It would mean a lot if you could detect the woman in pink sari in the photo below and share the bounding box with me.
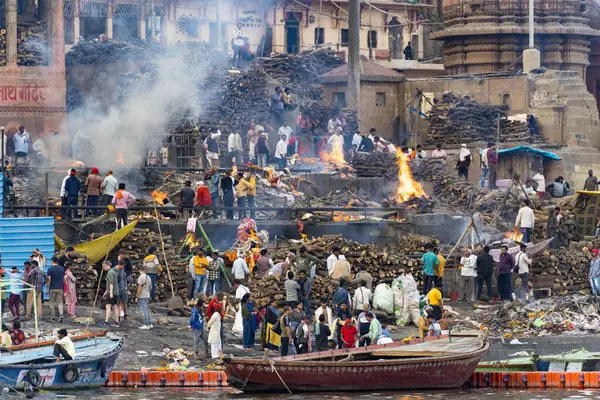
[64,263,77,317]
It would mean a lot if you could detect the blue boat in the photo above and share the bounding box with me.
[0,336,123,389]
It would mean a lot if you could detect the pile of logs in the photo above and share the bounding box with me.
[66,38,162,66]
[421,158,481,211]
[17,20,48,66]
[258,49,344,102]
[425,92,539,145]
[58,250,98,303]
[0,28,6,66]
[301,101,359,136]
[118,228,190,301]
[248,235,441,308]
[349,152,398,177]
[530,248,591,295]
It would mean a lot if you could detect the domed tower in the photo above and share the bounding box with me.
[430,0,600,75]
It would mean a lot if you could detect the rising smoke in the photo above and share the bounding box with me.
[63,44,222,170]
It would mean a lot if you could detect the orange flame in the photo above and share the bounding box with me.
[116,152,125,165]
[395,149,426,202]
[505,228,524,242]
[320,142,347,168]
[151,190,168,205]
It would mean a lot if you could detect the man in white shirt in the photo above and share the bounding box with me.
[352,131,362,151]
[278,122,293,144]
[275,134,288,169]
[204,131,222,168]
[459,249,477,303]
[231,252,249,281]
[54,328,75,361]
[227,132,243,167]
[515,199,535,243]
[327,128,344,153]
[101,170,118,206]
[160,142,169,166]
[327,247,340,276]
[368,128,376,143]
[430,143,447,163]
[479,144,490,188]
[532,172,546,197]
[352,280,372,310]
[514,243,531,302]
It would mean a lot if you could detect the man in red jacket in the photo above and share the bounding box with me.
[196,181,212,207]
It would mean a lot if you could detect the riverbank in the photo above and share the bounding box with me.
[13,300,600,371]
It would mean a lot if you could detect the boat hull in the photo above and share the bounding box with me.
[224,341,489,393]
[0,338,122,390]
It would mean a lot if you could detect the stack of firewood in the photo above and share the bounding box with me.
[425,92,540,145]
[349,152,398,177]
[17,18,49,66]
[118,228,190,301]
[530,247,591,295]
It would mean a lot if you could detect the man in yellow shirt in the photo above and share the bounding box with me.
[235,172,249,220]
[192,249,209,298]
[426,281,443,321]
[433,248,446,295]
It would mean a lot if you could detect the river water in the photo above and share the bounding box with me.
[28,388,600,400]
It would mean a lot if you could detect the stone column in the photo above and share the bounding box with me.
[106,1,114,38]
[73,0,81,44]
[138,4,147,40]
[5,0,17,65]
[49,0,65,67]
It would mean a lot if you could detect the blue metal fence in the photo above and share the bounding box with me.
[0,172,3,215]
[0,217,54,268]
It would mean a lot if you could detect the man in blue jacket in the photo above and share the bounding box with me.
[190,301,208,357]
[64,169,81,219]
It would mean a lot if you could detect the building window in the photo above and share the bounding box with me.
[315,28,325,45]
[333,92,346,107]
[368,30,377,48]
[341,29,349,47]
[376,92,386,107]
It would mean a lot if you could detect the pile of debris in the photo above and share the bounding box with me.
[472,295,600,336]
[349,152,398,178]
[425,92,542,145]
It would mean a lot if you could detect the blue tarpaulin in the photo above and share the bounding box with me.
[498,145,561,160]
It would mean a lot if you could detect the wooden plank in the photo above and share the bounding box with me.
[370,350,448,357]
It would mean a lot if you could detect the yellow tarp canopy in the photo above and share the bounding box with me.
[576,190,600,196]
[55,221,138,264]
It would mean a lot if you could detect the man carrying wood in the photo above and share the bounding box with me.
[515,199,535,243]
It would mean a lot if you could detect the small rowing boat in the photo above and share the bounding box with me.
[223,332,489,393]
[0,334,123,389]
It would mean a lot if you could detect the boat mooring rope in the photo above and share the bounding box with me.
[269,360,293,394]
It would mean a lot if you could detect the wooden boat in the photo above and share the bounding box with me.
[223,333,489,393]
[477,349,600,372]
[1,330,108,353]
[0,335,123,389]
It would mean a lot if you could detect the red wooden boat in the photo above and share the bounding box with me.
[223,333,489,393]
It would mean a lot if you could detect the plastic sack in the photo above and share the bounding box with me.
[391,277,404,323]
[373,283,394,315]
[186,217,197,233]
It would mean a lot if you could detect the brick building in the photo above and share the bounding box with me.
[321,61,404,140]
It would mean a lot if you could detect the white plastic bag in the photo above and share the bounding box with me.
[186,217,197,233]
[373,283,394,315]
[391,277,404,323]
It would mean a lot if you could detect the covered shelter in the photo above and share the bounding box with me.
[497,145,561,183]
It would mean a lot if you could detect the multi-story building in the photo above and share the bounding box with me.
[64,0,440,60]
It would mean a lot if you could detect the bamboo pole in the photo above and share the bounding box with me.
[153,201,175,297]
